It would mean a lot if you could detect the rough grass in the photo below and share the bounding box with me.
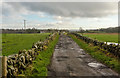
[2,33,50,56]
[81,33,118,43]
[23,34,59,76]
[69,34,120,74]
[0,34,2,55]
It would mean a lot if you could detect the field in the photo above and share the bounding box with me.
[81,33,118,43]
[2,33,50,56]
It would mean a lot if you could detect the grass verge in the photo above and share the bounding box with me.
[23,34,59,77]
[69,34,120,74]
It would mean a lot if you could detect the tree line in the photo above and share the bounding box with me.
[79,26,119,33]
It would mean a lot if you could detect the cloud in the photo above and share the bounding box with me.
[2,2,46,24]
[6,2,118,18]
[53,16,63,20]
[38,20,78,29]
[1,2,118,29]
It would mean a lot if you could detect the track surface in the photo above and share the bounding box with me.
[48,34,119,77]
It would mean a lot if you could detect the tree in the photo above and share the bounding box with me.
[79,27,84,35]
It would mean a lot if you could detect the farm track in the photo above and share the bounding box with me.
[48,34,119,77]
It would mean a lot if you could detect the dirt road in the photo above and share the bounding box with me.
[48,34,119,77]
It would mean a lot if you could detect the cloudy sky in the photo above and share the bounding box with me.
[1,1,118,30]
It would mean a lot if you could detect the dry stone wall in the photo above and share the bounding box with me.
[72,33,120,58]
[6,33,57,77]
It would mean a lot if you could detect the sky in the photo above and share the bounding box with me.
[0,0,119,30]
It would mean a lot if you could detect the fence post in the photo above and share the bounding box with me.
[2,56,7,78]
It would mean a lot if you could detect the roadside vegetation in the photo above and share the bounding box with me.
[80,33,118,43]
[69,34,120,74]
[2,33,50,56]
[23,34,59,76]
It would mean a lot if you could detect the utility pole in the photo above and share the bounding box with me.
[24,20,26,29]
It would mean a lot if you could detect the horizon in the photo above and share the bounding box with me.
[0,26,119,31]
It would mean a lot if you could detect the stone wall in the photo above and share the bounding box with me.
[72,33,120,58]
[6,33,57,77]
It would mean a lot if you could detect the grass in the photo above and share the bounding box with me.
[80,33,118,43]
[0,34,2,55]
[69,34,120,74]
[2,33,50,56]
[23,34,59,76]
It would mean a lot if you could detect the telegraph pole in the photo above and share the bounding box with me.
[24,20,26,29]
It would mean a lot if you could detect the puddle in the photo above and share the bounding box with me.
[65,42,71,45]
[55,49,59,50]
[67,66,73,71]
[104,42,119,45]
[78,49,85,54]
[69,72,77,76]
[78,52,86,55]
[76,55,86,58]
[79,49,84,51]
[56,56,69,61]
[57,56,69,58]
[71,48,74,50]
[63,46,67,49]
[88,62,106,69]
[78,51,81,52]
[57,59,65,61]
[84,58,96,63]
[55,46,59,49]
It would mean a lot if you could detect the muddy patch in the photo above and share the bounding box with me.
[56,56,69,61]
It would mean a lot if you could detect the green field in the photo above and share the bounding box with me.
[2,33,50,56]
[81,33,118,43]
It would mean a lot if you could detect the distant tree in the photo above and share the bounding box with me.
[79,27,84,35]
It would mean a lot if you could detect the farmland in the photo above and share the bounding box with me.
[81,33,118,43]
[2,33,50,56]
